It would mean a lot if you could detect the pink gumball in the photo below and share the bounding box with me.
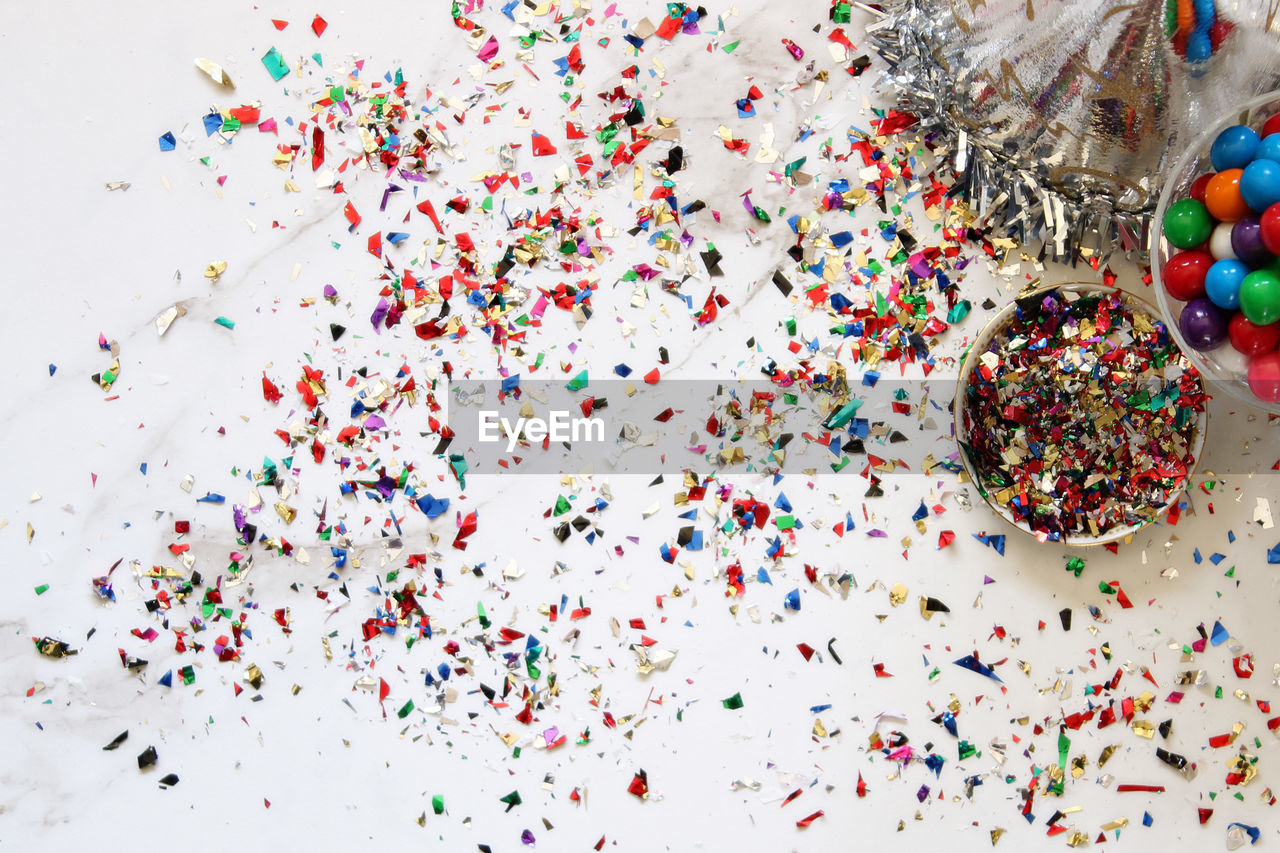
[1248,351,1280,403]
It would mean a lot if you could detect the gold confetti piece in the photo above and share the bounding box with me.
[274,502,297,524]
[889,583,908,606]
[1132,720,1156,739]
[1098,744,1119,767]
[245,663,264,689]
[990,828,1005,845]
[26,523,34,543]
[194,58,234,88]
[204,261,228,281]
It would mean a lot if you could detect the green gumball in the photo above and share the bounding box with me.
[1163,198,1213,249]
[1240,269,1280,325]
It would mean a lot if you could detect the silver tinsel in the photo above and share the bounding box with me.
[862,0,1280,261]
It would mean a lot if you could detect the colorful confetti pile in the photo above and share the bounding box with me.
[959,286,1208,543]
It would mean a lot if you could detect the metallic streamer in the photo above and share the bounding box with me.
[862,0,1280,260]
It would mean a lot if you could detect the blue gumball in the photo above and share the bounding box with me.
[1241,159,1280,212]
[1258,134,1280,164]
[1211,125,1261,171]
[1205,258,1248,310]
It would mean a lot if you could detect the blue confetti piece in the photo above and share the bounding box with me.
[614,363,632,377]
[809,704,831,713]
[500,375,520,393]
[1210,620,1229,646]
[1209,552,1225,565]
[1143,812,1153,827]
[196,493,226,504]
[775,493,791,512]
[953,654,1002,683]
[48,364,56,376]
[912,502,928,522]
[415,494,449,519]
[1268,542,1280,564]
[158,131,176,151]
[783,588,801,611]
[1193,548,1202,564]
[158,669,173,688]
[139,463,147,475]
[202,111,224,136]
[386,232,410,245]
[757,567,772,585]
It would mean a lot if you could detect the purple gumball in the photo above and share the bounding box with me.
[1231,215,1274,266]
[1178,297,1231,350]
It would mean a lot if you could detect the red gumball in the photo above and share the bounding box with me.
[1229,313,1280,356]
[1263,114,1280,138]
[1188,172,1215,203]
[1261,201,1280,255]
[1248,351,1280,403]
[1161,250,1213,301]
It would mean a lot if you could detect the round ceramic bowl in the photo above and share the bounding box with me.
[1152,89,1280,415]
[954,283,1208,546]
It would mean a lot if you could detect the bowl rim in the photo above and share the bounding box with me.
[1150,89,1280,416]
[953,281,1209,547]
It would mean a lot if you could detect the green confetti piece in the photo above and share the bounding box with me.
[826,399,863,429]
[432,795,444,815]
[499,790,522,810]
[1066,557,1086,577]
[397,699,415,718]
[958,740,976,760]
[553,495,572,516]
[261,47,290,81]
[477,601,491,630]
[946,300,972,323]
[566,370,589,391]
[722,39,740,53]
[722,692,744,710]
[34,584,49,595]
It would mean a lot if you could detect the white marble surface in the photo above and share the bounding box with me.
[3,0,1280,849]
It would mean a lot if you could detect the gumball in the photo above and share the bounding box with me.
[1231,215,1274,266]
[1211,124,1261,171]
[1263,113,1280,138]
[1163,198,1214,249]
[1241,159,1280,212]
[1258,134,1280,164]
[1260,202,1280,254]
[1205,258,1248,309]
[1178,297,1231,350]
[1161,250,1211,300]
[1228,313,1280,356]
[1209,222,1238,259]
[1248,351,1280,403]
[1240,269,1280,325]
[1205,168,1251,221]
[1189,172,1215,202]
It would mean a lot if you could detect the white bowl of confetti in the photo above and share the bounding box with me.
[955,283,1208,546]
[1153,90,1280,413]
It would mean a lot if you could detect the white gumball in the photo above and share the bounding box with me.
[1210,221,1238,259]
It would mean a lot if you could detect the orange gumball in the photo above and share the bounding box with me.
[1204,168,1251,222]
